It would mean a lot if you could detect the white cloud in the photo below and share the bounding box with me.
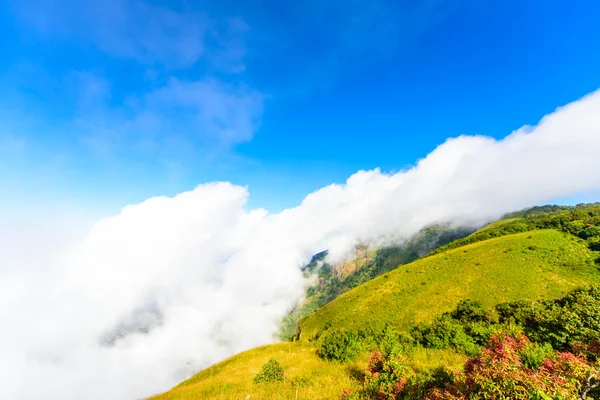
[1,89,600,399]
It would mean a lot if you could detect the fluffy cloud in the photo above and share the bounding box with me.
[1,89,600,399]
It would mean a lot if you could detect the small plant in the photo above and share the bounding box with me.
[341,388,360,400]
[317,330,361,362]
[290,375,310,388]
[253,359,285,384]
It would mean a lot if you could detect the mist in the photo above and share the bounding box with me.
[1,89,600,400]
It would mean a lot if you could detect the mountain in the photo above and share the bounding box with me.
[299,229,599,342]
[279,225,475,341]
[150,204,600,400]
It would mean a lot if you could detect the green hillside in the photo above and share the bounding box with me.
[279,225,474,340]
[148,342,363,400]
[299,229,599,341]
[148,342,466,400]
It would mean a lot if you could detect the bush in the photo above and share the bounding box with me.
[253,359,285,384]
[411,301,496,357]
[451,334,595,399]
[317,330,361,362]
[363,350,414,399]
[361,351,459,400]
[450,299,490,323]
[519,342,555,369]
[496,300,532,325]
[589,239,600,252]
[427,334,599,400]
[413,317,481,356]
[376,327,415,356]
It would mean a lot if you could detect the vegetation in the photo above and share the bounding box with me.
[342,285,600,399]
[498,285,600,352]
[429,203,600,256]
[300,229,600,341]
[254,359,285,384]
[147,342,365,400]
[279,226,474,340]
[356,333,600,400]
[317,330,362,362]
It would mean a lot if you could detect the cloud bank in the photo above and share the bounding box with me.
[1,90,600,399]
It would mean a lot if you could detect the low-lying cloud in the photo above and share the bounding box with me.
[1,89,600,400]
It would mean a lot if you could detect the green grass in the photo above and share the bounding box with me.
[148,342,465,400]
[299,230,600,341]
[476,217,522,232]
[148,342,362,400]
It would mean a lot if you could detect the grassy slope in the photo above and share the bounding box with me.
[476,217,522,232]
[299,229,600,341]
[149,343,465,400]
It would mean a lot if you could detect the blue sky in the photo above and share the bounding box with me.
[1,0,600,213]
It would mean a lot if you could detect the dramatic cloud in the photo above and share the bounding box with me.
[1,90,600,400]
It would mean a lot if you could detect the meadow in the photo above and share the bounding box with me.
[299,229,600,341]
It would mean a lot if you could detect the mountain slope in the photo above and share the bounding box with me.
[279,225,474,340]
[299,229,599,341]
[148,342,362,400]
[148,342,465,400]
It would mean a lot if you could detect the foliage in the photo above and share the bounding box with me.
[376,327,414,357]
[341,389,361,400]
[427,333,599,400]
[412,316,481,356]
[412,286,600,360]
[429,203,600,257]
[497,285,600,351]
[411,300,496,356]
[519,342,555,370]
[253,359,285,384]
[300,229,600,341]
[360,350,460,399]
[279,226,474,340]
[360,334,600,400]
[363,351,414,399]
[317,330,361,362]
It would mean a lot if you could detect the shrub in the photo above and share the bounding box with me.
[589,239,600,252]
[494,286,600,353]
[363,350,414,399]
[253,359,285,384]
[317,329,361,362]
[450,300,490,323]
[579,225,600,240]
[427,333,599,399]
[377,327,414,356]
[412,315,482,356]
[341,389,360,400]
[519,342,555,369]
[359,333,600,400]
[361,351,458,400]
[496,300,532,325]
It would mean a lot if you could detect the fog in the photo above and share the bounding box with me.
[1,89,599,399]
